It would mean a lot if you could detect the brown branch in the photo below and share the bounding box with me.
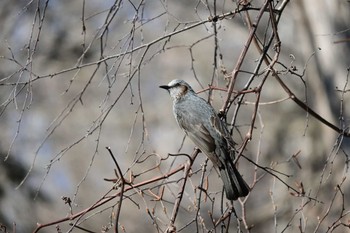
[32,158,188,233]
[220,0,269,114]
[106,147,126,233]
[274,74,350,136]
[248,0,349,137]
[166,149,199,233]
[235,3,282,161]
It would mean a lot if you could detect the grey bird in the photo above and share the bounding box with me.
[160,79,249,200]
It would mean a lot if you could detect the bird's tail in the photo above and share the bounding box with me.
[219,160,249,200]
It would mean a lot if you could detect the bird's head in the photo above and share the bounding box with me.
[159,79,195,101]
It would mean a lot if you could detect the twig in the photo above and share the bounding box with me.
[220,0,269,114]
[166,149,199,232]
[32,158,188,233]
[106,147,125,233]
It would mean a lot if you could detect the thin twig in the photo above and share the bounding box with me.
[166,149,199,232]
[106,147,126,233]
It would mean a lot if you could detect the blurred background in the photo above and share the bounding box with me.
[0,0,350,232]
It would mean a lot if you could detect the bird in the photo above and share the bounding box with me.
[159,79,249,200]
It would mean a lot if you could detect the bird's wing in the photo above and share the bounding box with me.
[210,115,236,149]
[185,123,216,153]
[184,122,224,167]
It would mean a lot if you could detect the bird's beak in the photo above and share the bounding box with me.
[159,85,170,90]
